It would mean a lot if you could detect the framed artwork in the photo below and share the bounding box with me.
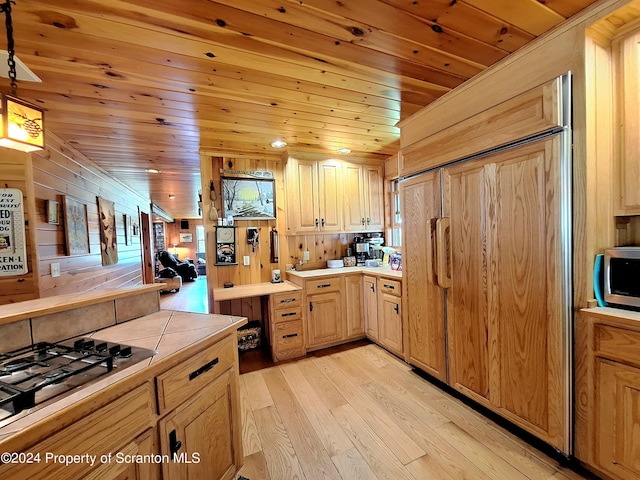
[124,214,131,245]
[221,177,276,220]
[131,216,140,237]
[97,196,118,265]
[215,226,237,265]
[179,233,193,243]
[46,200,59,225]
[62,196,90,255]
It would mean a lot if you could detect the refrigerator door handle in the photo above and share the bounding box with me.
[435,217,452,289]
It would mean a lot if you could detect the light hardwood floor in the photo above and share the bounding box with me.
[238,344,595,480]
[159,275,209,313]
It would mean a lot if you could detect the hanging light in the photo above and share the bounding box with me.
[0,0,44,152]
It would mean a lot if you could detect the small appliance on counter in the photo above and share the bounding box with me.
[604,246,640,308]
[351,233,384,266]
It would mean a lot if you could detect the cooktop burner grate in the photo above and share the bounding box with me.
[0,337,156,426]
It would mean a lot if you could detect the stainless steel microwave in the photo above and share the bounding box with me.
[604,247,640,308]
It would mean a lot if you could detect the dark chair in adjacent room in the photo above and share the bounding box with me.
[195,252,206,276]
[157,250,198,282]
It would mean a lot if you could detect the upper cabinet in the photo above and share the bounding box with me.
[285,155,384,235]
[285,158,342,234]
[614,29,640,216]
[343,164,384,232]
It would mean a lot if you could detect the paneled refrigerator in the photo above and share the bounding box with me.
[401,74,573,454]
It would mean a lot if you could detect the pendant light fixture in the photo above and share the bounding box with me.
[0,0,44,152]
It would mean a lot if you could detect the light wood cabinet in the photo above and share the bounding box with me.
[378,278,403,356]
[614,29,640,215]
[363,275,379,341]
[578,312,640,480]
[285,158,342,233]
[82,429,158,480]
[344,274,364,338]
[157,335,242,480]
[269,290,305,362]
[0,383,156,480]
[159,369,239,480]
[307,290,343,348]
[343,163,384,232]
[401,171,447,382]
[444,135,568,450]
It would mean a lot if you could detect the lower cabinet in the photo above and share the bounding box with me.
[363,275,379,341]
[579,313,640,480]
[269,290,305,362]
[82,429,158,480]
[159,369,238,480]
[595,359,640,479]
[363,275,403,356]
[344,274,365,339]
[307,289,343,348]
[156,334,242,480]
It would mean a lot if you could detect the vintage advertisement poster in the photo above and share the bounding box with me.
[0,188,28,276]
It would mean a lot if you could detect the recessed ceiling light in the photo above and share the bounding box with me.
[146,168,160,173]
[337,148,351,154]
[270,139,287,149]
[168,194,175,199]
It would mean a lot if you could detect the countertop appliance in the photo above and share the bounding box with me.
[604,246,640,308]
[0,338,156,428]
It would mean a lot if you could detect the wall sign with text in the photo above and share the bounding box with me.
[0,188,28,276]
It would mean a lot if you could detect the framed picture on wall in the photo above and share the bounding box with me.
[97,196,118,265]
[62,196,90,255]
[179,233,193,243]
[46,200,59,225]
[124,214,131,245]
[221,177,276,220]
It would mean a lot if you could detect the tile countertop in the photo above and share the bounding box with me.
[286,264,402,279]
[0,309,247,440]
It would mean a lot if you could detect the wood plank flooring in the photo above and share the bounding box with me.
[238,344,596,480]
[158,275,208,313]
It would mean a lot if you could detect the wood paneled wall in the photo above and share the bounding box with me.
[164,220,201,260]
[199,153,365,318]
[31,133,150,299]
[0,150,40,305]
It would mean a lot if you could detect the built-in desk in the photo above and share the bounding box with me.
[212,281,305,362]
[211,281,302,313]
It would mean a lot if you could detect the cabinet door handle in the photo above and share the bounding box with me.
[282,312,297,317]
[315,218,319,227]
[394,303,399,314]
[321,218,326,227]
[435,217,452,289]
[189,357,219,381]
[370,283,375,292]
[280,298,295,303]
[169,430,182,460]
[383,284,394,289]
[362,217,365,226]
[317,284,331,288]
[283,333,298,339]
[309,302,313,312]
[367,217,370,225]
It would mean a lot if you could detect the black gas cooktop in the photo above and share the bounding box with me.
[0,338,156,428]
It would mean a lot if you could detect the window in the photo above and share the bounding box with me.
[387,178,402,248]
[196,224,205,253]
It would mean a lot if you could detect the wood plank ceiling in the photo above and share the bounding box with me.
[8,0,599,218]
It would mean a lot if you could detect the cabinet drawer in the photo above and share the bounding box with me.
[306,277,341,293]
[379,278,402,297]
[273,306,302,324]
[156,334,236,414]
[596,324,640,366]
[0,384,154,480]
[271,291,302,310]
[273,321,304,360]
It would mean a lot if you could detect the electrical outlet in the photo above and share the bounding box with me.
[51,262,60,277]
[303,250,310,261]
[243,255,250,266]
